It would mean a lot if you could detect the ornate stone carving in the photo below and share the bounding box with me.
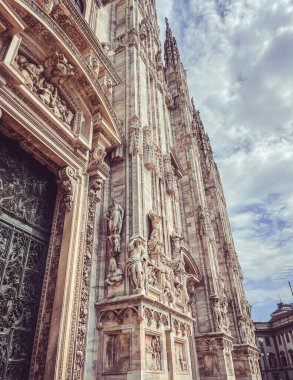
[99,74,113,97]
[88,52,100,76]
[128,28,138,47]
[163,155,177,196]
[73,175,103,379]
[105,199,124,254]
[88,143,107,170]
[127,238,147,292]
[148,211,163,265]
[175,341,188,373]
[198,205,215,240]
[165,90,174,109]
[59,166,76,212]
[155,49,163,71]
[197,338,222,377]
[0,136,56,229]
[142,307,169,328]
[111,145,124,162]
[139,19,148,41]
[14,54,75,126]
[105,257,123,287]
[115,33,127,53]
[145,335,162,372]
[106,199,124,236]
[129,116,142,155]
[104,332,131,373]
[44,51,75,86]
[160,254,175,306]
[143,126,156,170]
[35,0,55,13]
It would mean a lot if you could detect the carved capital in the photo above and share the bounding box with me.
[59,166,76,212]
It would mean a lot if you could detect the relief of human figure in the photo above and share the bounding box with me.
[106,199,124,235]
[105,258,123,287]
[108,234,121,255]
[15,55,44,91]
[127,238,147,291]
[160,254,175,305]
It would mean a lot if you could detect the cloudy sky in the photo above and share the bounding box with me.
[157,0,293,321]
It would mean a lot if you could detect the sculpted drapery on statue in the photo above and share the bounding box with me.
[105,199,124,288]
[14,53,75,126]
[127,238,148,292]
[106,198,124,237]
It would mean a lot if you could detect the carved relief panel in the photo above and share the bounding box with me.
[0,135,56,380]
[174,340,189,373]
[145,334,163,372]
[103,330,131,374]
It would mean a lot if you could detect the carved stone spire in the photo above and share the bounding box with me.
[191,98,213,157]
[164,18,180,67]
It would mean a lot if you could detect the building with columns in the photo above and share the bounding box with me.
[0,0,260,379]
[255,303,293,380]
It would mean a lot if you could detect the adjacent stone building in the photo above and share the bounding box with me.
[0,0,260,379]
[255,303,293,380]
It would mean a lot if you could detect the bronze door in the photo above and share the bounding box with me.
[0,135,56,380]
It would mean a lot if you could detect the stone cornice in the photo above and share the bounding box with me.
[96,294,195,323]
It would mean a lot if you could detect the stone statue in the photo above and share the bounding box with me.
[160,254,175,305]
[212,298,222,329]
[148,211,163,264]
[127,238,147,291]
[146,336,162,371]
[106,199,124,235]
[105,258,123,287]
[239,318,247,343]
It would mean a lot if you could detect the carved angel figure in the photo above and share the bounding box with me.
[127,238,147,291]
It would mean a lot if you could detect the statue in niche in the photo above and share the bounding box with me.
[127,238,147,291]
[238,318,247,343]
[106,199,124,235]
[212,298,222,329]
[105,258,123,287]
[160,254,175,305]
[148,211,163,264]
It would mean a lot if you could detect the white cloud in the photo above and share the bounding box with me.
[157,0,293,320]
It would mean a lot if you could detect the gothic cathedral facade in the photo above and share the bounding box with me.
[0,0,260,379]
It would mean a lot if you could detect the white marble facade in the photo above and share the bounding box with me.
[0,0,260,379]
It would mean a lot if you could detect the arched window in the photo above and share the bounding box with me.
[74,0,85,14]
[268,353,277,368]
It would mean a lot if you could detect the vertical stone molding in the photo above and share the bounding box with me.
[59,166,76,212]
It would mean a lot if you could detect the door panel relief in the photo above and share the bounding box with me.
[0,135,56,380]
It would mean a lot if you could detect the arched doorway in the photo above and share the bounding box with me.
[0,134,56,380]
